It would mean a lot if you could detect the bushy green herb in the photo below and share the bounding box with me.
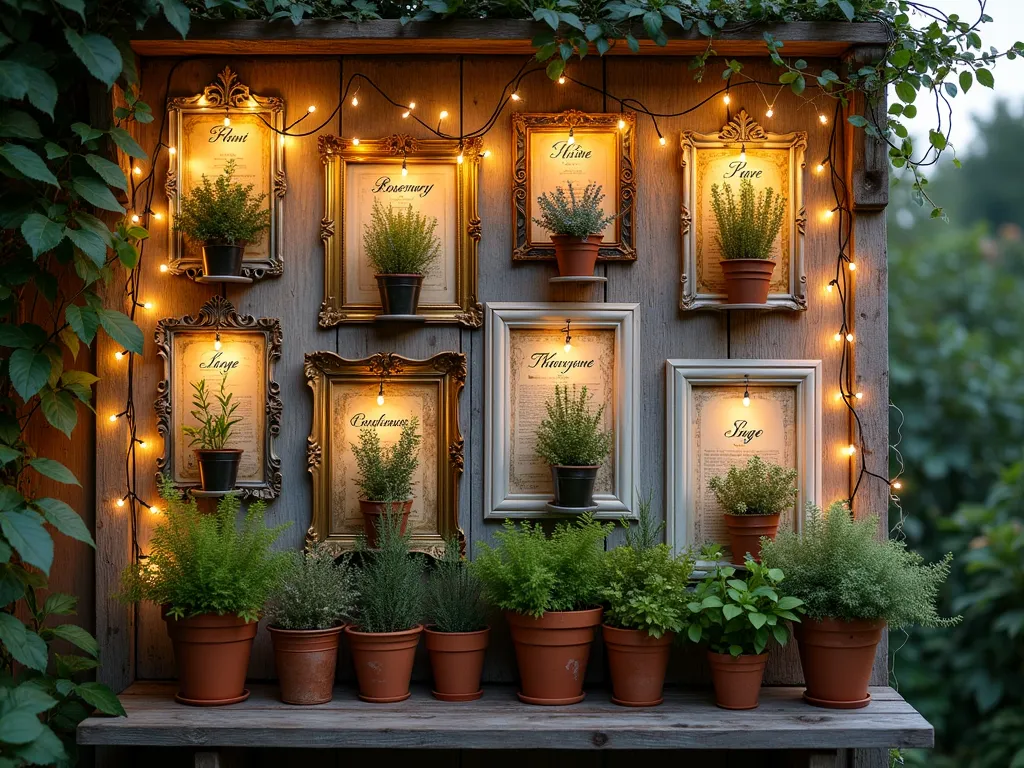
[710,179,786,260]
[535,384,612,466]
[266,541,358,630]
[426,536,488,633]
[707,455,797,516]
[351,419,421,501]
[354,507,425,633]
[533,181,615,238]
[118,478,291,622]
[471,513,612,617]
[363,199,441,275]
[759,502,959,628]
[174,159,270,245]
[181,373,240,450]
[684,557,804,656]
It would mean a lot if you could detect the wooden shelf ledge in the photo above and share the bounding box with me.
[78,683,932,751]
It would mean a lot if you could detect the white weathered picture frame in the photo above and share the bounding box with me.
[485,302,640,519]
[665,359,822,556]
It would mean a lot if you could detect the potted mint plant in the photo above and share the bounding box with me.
[363,199,441,316]
[181,372,242,492]
[533,181,615,277]
[351,418,420,547]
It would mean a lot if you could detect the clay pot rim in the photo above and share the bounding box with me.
[161,609,256,625]
[799,616,887,631]
[706,650,769,663]
[550,233,603,242]
[719,257,777,264]
[724,511,782,518]
[602,623,674,643]
[505,606,603,627]
[345,624,424,639]
[424,626,490,637]
[267,623,346,635]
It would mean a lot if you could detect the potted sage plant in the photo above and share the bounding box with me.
[182,372,242,493]
[533,181,615,277]
[363,199,441,316]
[351,418,421,547]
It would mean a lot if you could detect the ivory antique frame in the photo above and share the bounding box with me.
[155,296,283,500]
[512,111,637,261]
[304,351,465,557]
[484,303,639,519]
[665,359,822,556]
[317,135,483,327]
[166,67,285,280]
[679,110,807,310]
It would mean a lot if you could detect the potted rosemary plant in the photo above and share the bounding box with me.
[363,199,441,316]
[181,372,242,493]
[709,178,787,305]
[174,159,270,278]
[351,419,421,547]
[533,181,615,277]
[265,541,358,705]
[424,536,490,702]
[708,455,798,563]
[535,384,612,511]
[760,502,957,709]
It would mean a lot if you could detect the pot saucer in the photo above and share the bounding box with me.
[374,314,427,324]
[517,691,586,706]
[175,689,250,707]
[544,503,599,515]
[358,691,411,703]
[432,690,483,702]
[195,275,253,285]
[802,692,872,709]
[611,696,663,707]
[188,489,234,498]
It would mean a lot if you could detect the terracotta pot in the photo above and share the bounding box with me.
[358,499,413,548]
[506,607,602,705]
[551,234,602,277]
[202,241,246,277]
[268,625,344,705]
[795,618,885,708]
[550,465,599,509]
[195,448,243,492]
[724,513,781,564]
[345,624,423,703]
[706,651,768,710]
[163,611,257,706]
[424,627,490,702]
[720,258,776,304]
[375,274,424,316]
[602,625,674,707]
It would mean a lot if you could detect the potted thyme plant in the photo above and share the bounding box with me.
[363,199,441,317]
[471,514,612,706]
[600,493,695,707]
[535,384,613,511]
[708,455,798,563]
[533,181,615,277]
[709,178,787,305]
[351,418,420,547]
[424,536,490,702]
[265,541,358,705]
[181,372,242,493]
[118,479,290,706]
[760,502,958,709]
[174,158,270,278]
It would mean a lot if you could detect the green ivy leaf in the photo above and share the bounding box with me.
[33,497,94,547]
[97,309,142,354]
[70,177,124,213]
[20,214,65,258]
[722,604,743,621]
[0,613,48,672]
[835,0,855,21]
[0,509,52,574]
[9,683,58,716]
[39,390,77,437]
[545,58,565,81]
[8,349,51,400]
[42,592,77,617]
[66,226,109,266]
[71,123,104,143]
[0,144,58,187]
[686,624,701,643]
[0,446,21,466]
[50,624,99,658]
[54,654,98,677]
[27,457,80,486]
[13,725,66,765]
[0,710,43,744]
[159,0,191,38]
[0,110,41,140]
[84,154,127,191]
[895,80,917,104]
[929,129,948,151]
[976,68,994,88]
[0,62,57,117]
[44,142,68,160]
[64,29,122,88]
[108,127,147,161]
[74,682,125,716]
[959,70,973,93]
[0,566,24,607]
[65,305,100,345]
[53,0,86,19]
[533,8,559,30]
[775,596,803,610]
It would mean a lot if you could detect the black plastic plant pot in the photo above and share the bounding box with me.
[201,242,246,278]
[550,465,600,509]
[375,274,424,316]
[196,449,243,492]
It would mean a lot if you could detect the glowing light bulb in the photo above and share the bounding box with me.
[815,163,825,173]
[214,334,222,352]
[108,413,118,423]
[564,342,572,353]
[848,262,857,271]
[115,498,125,508]
[825,283,833,293]
[376,394,385,406]
[567,129,575,146]
[834,392,843,402]
[408,102,416,110]
[833,332,842,342]
[402,110,410,119]
[401,164,408,178]
[351,95,359,107]
[659,136,667,146]
[223,115,231,127]
[819,114,828,125]
[131,214,140,224]
[742,395,751,407]
[307,105,316,114]
[617,119,626,130]
[854,392,864,399]
[149,506,159,515]
[510,92,521,102]
[142,301,153,310]
[724,93,731,105]
[824,209,834,219]
[739,145,746,162]
[766,107,774,118]
[352,138,360,146]
[457,153,464,164]
[482,150,491,158]
[153,212,163,221]
[138,440,148,449]
[439,110,449,119]
[160,264,169,273]
[558,76,566,85]
[133,166,141,176]
[892,480,902,490]
[846,444,857,456]
[846,333,854,343]
[114,351,124,361]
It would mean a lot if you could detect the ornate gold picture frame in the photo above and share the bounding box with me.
[166,67,285,280]
[155,296,282,500]
[318,135,482,327]
[679,110,807,310]
[305,351,465,557]
[512,111,636,261]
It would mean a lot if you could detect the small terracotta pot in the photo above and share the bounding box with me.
[706,651,768,710]
[424,627,490,702]
[551,234,602,277]
[720,258,776,304]
[724,513,781,564]
[358,499,413,548]
[602,625,674,707]
[506,607,602,705]
[345,624,423,703]
[163,611,257,706]
[795,618,885,709]
[268,625,344,705]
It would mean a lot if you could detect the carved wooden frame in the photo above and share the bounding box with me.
[166,67,285,280]
[512,111,636,261]
[317,135,482,327]
[155,296,283,499]
[679,110,807,310]
[304,351,465,557]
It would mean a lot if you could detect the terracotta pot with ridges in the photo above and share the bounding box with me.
[506,607,602,705]
[603,625,674,707]
[346,624,423,703]
[424,627,490,702]
[164,611,257,706]
[358,499,413,549]
[795,618,885,708]
[706,651,768,710]
[724,513,781,564]
[551,234,602,277]
[720,259,776,304]
[268,625,344,705]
